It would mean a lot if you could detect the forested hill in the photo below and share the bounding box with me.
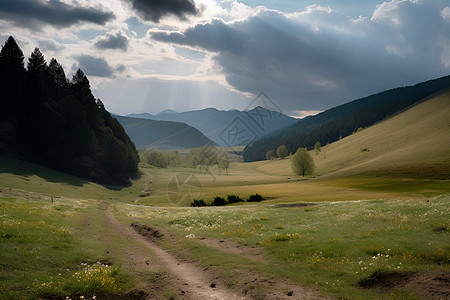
[243,75,450,162]
[0,36,139,184]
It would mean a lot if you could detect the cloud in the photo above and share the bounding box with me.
[94,32,129,51]
[0,0,115,29]
[38,39,65,52]
[124,0,200,23]
[73,55,114,78]
[152,1,450,110]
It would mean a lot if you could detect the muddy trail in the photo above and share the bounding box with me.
[100,202,326,300]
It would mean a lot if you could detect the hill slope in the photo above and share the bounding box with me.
[314,89,450,179]
[115,115,214,150]
[128,106,297,147]
[253,90,450,179]
[243,76,450,161]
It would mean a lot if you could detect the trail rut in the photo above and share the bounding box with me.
[103,205,249,299]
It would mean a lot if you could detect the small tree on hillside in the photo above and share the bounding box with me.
[314,141,321,155]
[276,145,288,159]
[266,149,275,160]
[291,147,315,177]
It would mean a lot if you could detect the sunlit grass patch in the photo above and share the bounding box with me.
[36,262,123,297]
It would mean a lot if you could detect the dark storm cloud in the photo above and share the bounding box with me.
[74,55,114,78]
[152,1,450,111]
[0,0,114,29]
[94,32,129,51]
[125,0,200,23]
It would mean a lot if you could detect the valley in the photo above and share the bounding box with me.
[1,87,449,299]
[0,35,449,300]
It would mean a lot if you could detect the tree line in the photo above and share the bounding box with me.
[0,36,139,184]
[140,144,230,174]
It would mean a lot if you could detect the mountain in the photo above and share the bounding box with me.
[0,36,138,184]
[126,106,297,147]
[127,112,154,119]
[156,109,178,116]
[243,75,450,162]
[115,115,214,150]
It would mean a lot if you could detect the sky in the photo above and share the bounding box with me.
[1,0,449,118]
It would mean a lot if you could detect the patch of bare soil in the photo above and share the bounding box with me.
[359,270,450,299]
[131,222,163,241]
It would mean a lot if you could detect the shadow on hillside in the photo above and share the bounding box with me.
[0,156,133,190]
[0,156,86,187]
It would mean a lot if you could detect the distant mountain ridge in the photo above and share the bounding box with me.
[115,115,214,150]
[243,75,450,162]
[127,106,297,147]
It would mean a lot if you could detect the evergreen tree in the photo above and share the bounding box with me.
[48,58,67,100]
[0,36,25,75]
[0,36,26,120]
[27,48,47,73]
[72,68,90,88]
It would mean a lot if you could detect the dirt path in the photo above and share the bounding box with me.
[102,203,250,299]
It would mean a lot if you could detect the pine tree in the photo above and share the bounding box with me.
[27,48,47,73]
[0,36,26,120]
[72,69,90,88]
[48,58,67,100]
[0,36,25,75]
[48,58,66,86]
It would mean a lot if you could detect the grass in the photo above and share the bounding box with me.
[0,93,449,298]
[0,189,128,299]
[114,194,449,299]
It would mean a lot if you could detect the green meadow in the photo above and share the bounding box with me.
[1,156,449,299]
[1,92,449,299]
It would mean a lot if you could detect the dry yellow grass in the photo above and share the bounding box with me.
[314,90,450,179]
[248,91,450,180]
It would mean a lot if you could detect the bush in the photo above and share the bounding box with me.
[191,199,207,207]
[211,196,227,206]
[247,193,263,202]
[227,195,243,204]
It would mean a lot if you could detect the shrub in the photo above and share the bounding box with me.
[211,196,227,206]
[227,195,243,204]
[247,193,263,202]
[191,199,207,207]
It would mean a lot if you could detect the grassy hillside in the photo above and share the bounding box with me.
[253,90,450,181]
[314,90,450,179]
[243,75,450,161]
[115,115,214,150]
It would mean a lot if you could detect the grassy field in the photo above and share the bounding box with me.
[115,195,449,299]
[1,156,449,299]
[0,93,449,299]
[0,189,129,299]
